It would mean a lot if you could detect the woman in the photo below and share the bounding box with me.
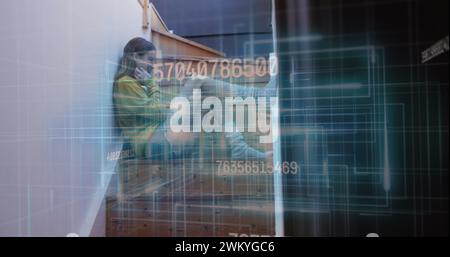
[113,37,275,160]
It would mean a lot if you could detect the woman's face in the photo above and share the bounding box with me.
[134,50,156,74]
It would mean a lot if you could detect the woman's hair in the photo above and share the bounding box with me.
[114,37,156,80]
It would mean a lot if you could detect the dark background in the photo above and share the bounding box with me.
[275,0,448,236]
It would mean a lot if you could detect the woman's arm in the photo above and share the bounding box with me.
[114,77,163,120]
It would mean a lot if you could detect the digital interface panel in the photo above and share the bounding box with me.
[0,0,447,240]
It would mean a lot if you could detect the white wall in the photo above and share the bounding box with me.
[0,0,147,236]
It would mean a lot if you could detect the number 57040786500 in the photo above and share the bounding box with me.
[152,56,278,82]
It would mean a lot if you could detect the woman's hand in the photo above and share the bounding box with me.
[134,67,152,84]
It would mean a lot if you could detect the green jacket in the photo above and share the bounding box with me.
[113,75,167,158]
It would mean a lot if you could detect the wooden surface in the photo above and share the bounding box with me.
[106,159,275,237]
